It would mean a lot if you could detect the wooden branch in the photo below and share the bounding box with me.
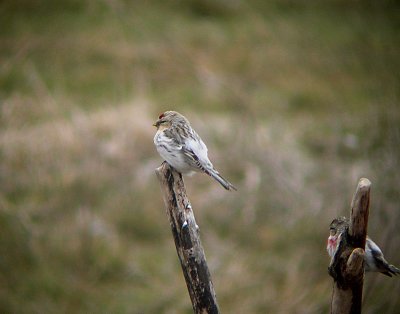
[155,162,220,314]
[329,178,371,314]
[349,178,370,249]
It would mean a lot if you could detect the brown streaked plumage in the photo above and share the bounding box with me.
[153,111,236,191]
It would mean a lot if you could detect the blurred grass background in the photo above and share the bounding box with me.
[1,0,399,313]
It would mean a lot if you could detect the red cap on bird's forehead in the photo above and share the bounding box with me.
[158,113,165,119]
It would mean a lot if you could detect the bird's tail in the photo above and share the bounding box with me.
[207,169,237,191]
[388,264,400,276]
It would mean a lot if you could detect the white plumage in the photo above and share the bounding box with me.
[153,111,236,191]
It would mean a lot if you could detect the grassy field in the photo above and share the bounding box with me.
[1,1,399,313]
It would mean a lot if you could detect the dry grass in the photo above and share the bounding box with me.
[1,1,399,313]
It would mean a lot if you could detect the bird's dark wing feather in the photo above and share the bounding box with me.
[369,245,393,276]
[182,147,210,175]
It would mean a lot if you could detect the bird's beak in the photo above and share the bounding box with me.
[153,120,159,127]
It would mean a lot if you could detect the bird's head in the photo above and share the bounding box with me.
[153,111,189,130]
[327,217,348,258]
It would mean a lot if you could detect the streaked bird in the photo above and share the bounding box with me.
[327,217,400,277]
[153,111,236,191]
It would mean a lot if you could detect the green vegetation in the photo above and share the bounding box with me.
[1,1,399,313]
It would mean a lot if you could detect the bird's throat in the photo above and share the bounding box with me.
[157,124,169,131]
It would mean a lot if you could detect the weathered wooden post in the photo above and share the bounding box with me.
[155,162,220,314]
[329,178,371,314]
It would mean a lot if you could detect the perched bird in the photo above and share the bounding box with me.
[327,217,400,277]
[153,111,236,191]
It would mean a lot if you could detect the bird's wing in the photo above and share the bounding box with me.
[186,132,208,158]
[367,238,392,275]
[182,136,213,173]
[367,239,384,259]
[182,146,210,174]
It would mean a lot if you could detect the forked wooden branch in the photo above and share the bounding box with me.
[155,162,220,314]
[329,178,371,314]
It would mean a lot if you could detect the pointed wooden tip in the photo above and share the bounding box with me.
[357,178,371,190]
[155,162,171,178]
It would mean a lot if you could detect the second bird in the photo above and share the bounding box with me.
[153,111,236,191]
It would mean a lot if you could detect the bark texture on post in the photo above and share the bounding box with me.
[329,178,371,314]
[155,162,220,314]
